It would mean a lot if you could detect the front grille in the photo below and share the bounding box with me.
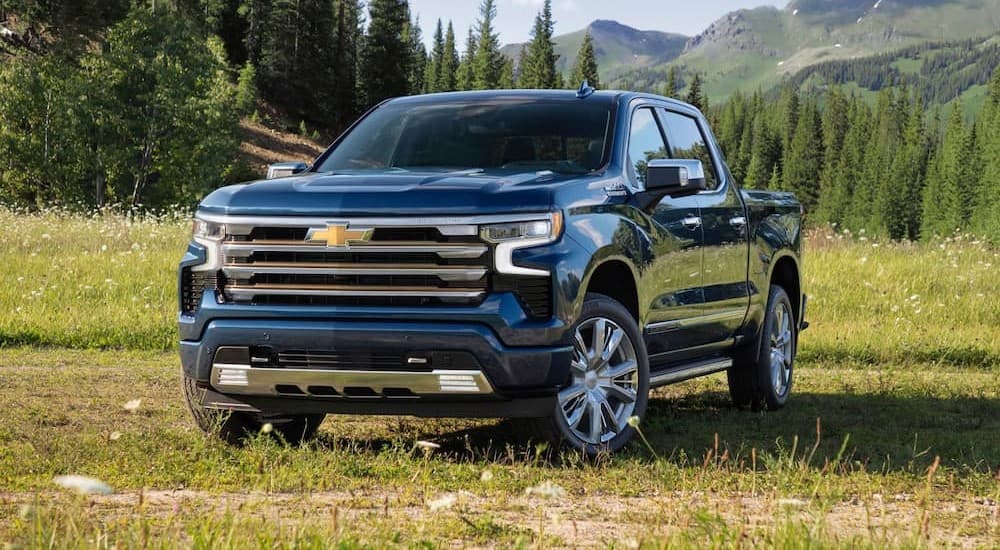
[276,351,411,371]
[219,220,490,307]
[181,268,218,314]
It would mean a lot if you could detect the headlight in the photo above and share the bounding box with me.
[191,216,225,272]
[192,219,225,241]
[481,212,563,276]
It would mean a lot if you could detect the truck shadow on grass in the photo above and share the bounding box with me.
[314,391,999,474]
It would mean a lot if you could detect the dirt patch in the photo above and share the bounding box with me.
[4,489,996,548]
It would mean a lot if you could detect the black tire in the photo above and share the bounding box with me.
[182,375,325,445]
[528,293,650,456]
[728,284,797,411]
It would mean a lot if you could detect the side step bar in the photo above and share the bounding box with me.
[649,357,733,388]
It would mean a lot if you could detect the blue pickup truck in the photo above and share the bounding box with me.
[179,87,806,454]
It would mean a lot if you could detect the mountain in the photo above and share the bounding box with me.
[607,0,1000,104]
[501,20,687,84]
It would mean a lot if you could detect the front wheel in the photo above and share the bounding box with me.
[182,375,325,445]
[530,293,650,455]
[728,284,797,410]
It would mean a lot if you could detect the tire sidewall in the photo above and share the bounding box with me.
[553,294,650,455]
[758,286,795,408]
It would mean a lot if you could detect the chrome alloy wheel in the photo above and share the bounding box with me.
[558,317,640,445]
[769,301,794,397]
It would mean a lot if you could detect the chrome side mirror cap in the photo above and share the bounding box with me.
[266,162,309,179]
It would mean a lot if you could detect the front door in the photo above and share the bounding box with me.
[625,106,705,358]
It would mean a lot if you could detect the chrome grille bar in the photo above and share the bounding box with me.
[225,285,485,301]
[222,264,487,282]
[222,242,487,259]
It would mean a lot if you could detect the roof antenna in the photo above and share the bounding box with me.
[576,79,595,99]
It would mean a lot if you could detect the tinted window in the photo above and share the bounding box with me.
[659,110,719,189]
[316,100,613,175]
[626,108,668,186]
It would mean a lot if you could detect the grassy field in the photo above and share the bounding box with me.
[0,210,997,547]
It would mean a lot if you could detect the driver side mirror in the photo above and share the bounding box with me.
[646,159,708,197]
[266,162,309,179]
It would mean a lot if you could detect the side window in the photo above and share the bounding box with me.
[626,108,669,186]
[659,110,719,190]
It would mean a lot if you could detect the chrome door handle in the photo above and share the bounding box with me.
[681,216,702,229]
[729,216,747,227]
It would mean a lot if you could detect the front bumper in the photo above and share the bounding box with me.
[180,318,573,418]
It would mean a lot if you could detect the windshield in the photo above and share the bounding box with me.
[315,99,614,175]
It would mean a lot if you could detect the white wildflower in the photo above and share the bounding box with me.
[415,440,440,450]
[109,431,122,441]
[480,469,494,482]
[260,423,273,434]
[627,415,641,428]
[122,399,141,411]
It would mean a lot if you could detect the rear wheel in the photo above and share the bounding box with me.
[182,375,325,445]
[728,284,797,410]
[530,294,649,455]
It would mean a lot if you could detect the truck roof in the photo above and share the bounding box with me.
[386,89,700,113]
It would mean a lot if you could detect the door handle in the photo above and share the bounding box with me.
[729,216,747,227]
[681,216,702,230]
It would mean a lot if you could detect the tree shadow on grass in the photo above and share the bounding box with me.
[314,390,999,474]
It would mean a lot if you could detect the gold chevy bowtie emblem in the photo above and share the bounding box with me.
[305,223,373,248]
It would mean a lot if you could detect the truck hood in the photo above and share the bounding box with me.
[198,169,584,217]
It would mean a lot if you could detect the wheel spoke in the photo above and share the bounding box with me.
[559,384,586,405]
[600,327,625,364]
[574,330,589,362]
[564,396,586,428]
[604,359,638,380]
[588,398,603,442]
[570,358,588,375]
[599,396,619,434]
[600,382,637,404]
[591,319,607,365]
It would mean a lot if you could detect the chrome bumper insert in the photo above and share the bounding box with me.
[211,363,495,397]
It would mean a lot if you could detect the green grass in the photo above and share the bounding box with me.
[0,211,997,547]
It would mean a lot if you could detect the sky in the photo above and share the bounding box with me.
[408,0,787,48]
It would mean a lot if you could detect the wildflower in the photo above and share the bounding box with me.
[415,440,440,450]
[122,399,141,411]
[627,415,641,428]
[53,475,113,495]
[480,469,494,482]
[427,493,457,511]
[526,480,566,498]
[109,431,122,441]
[260,423,273,434]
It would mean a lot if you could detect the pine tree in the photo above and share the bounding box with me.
[744,116,778,190]
[783,99,822,210]
[818,85,848,203]
[359,0,412,107]
[921,102,975,238]
[569,31,600,89]
[424,19,444,93]
[685,72,705,111]
[331,0,362,128]
[887,93,928,240]
[520,0,558,89]
[817,99,869,228]
[456,28,476,91]
[404,13,426,95]
[472,0,503,90]
[500,56,515,88]
[437,22,459,92]
[663,66,678,98]
[971,67,1000,240]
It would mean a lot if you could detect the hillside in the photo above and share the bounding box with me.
[608,0,1000,101]
[501,19,687,84]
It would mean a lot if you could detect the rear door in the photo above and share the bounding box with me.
[625,105,705,358]
[658,108,750,344]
